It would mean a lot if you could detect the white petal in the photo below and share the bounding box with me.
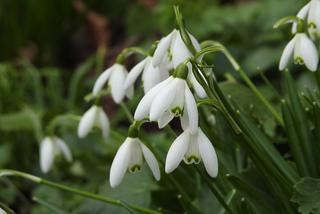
[149,79,180,121]
[184,84,199,134]
[180,108,189,131]
[198,129,218,178]
[125,85,134,99]
[171,32,192,68]
[158,111,174,128]
[152,30,176,66]
[54,137,72,162]
[109,139,132,188]
[97,108,110,139]
[188,31,201,52]
[188,72,207,98]
[78,106,98,138]
[134,77,173,120]
[142,59,161,93]
[40,137,55,173]
[124,58,148,90]
[92,66,114,96]
[140,142,161,180]
[123,69,134,99]
[158,61,170,81]
[308,0,320,38]
[292,3,310,34]
[165,130,190,173]
[0,208,6,214]
[296,34,319,71]
[109,65,127,103]
[169,79,185,115]
[128,139,143,169]
[279,36,297,70]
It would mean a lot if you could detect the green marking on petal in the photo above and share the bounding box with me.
[184,156,201,165]
[129,165,141,173]
[171,107,183,117]
[167,49,173,61]
[294,56,304,65]
[308,22,317,29]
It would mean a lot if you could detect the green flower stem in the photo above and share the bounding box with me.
[0,169,162,214]
[120,102,134,123]
[164,125,177,138]
[273,16,304,30]
[197,43,284,127]
[96,46,106,75]
[116,47,149,64]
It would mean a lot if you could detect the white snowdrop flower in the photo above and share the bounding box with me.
[109,137,160,188]
[0,208,6,214]
[40,136,72,173]
[152,29,201,68]
[279,33,318,71]
[292,0,320,39]
[92,64,133,103]
[78,105,110,139]
[152,29,206,98]
[124,56,169,94]
[134,74,198,133]
[165,128,218,178]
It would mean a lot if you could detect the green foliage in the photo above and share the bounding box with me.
[292,178,320,214]
[1,0,320,213]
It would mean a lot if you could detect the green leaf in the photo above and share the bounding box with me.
[0,108,42,141]
[76,169,159,214]
[284,71,318,177]
[292,177,320,214]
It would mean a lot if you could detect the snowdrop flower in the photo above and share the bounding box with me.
[292,0,320,39]
[152,29,201,68]
[134,73,198,133]
[109,137,160,188]
[152,29,206,98]
[0,208,6,214]
[92,64,133,103]
[165,128,218,178]
[40,136,72,173]
[279,33,318,71]
[78,105,110,139]
[124,56,169,94]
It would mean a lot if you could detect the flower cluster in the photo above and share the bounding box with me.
[279,0,320,71]
[74,29,219,188]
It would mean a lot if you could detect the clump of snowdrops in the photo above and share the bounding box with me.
[1,2,320,213]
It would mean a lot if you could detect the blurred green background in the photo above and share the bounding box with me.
[0,0,310,213]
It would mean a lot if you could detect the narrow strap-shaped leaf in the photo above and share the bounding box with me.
[226,174,279,214]
[32,197,68,214]
[281,101,308,176]
[284,71,318,176]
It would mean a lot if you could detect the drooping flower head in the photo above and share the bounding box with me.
[152,29,207,98]
[292,0,320,39]
[93,64,133,103]
[40,136,72,173]
[165,128,218,178]
[134,64,199,133]
[78,105,110,139]
[279,33,319,71]
[109,137,160,188]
